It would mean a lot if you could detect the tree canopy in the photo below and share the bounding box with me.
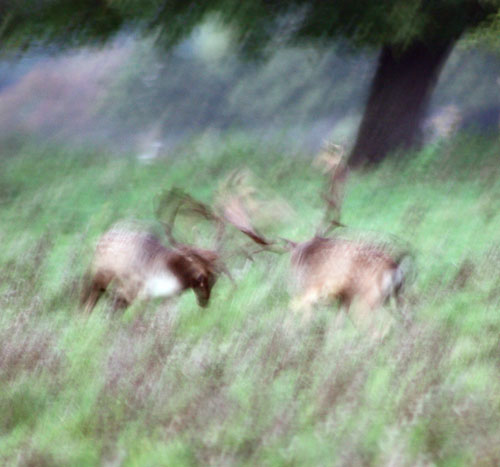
[2,0,499,53]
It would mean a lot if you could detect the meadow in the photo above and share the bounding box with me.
[1,133,500,466]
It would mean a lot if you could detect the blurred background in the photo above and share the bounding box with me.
[1,11,500,158]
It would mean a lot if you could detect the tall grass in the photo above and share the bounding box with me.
[1,133,500,466]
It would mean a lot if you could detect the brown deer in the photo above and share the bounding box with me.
[287,143,410,325]
[81,190,232,313]
[286,236,409,327]
[218,159,412,333]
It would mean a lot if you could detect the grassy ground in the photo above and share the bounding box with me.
[1,133,500,466]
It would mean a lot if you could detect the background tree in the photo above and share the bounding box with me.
[2,0,499,166]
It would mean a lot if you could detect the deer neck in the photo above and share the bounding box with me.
[164,251,199,291]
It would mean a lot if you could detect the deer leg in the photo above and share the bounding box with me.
[82,271,112,314]
[290,289,320,325]
[353,292,394,341]
[392,293,413,328]
[111,277,143,313]
[82,282,103,314]
[332,296,352,330]
[110,293,130,312]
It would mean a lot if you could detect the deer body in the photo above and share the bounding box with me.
[289,236,405,322]
[82,228,219,313]
[213,164,411,335]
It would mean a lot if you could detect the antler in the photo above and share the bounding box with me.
[219,195,272,247]
[214,169,276,258]
[155,188,185,247]
[157,171,286,269]
[314,142,349,236]
[155,188,212,245]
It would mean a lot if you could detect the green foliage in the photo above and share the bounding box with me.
[1,134,500,464]
[2,0,500,54]
[0,0,125,50]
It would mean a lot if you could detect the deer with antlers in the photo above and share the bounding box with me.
[285,235,409,330]
[81,189,233,313]
[216,148,412,333]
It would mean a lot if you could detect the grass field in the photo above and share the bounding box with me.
[1,133,500,466]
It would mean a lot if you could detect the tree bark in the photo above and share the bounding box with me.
[349,41,455,167]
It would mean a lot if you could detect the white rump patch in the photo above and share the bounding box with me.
[143,272,182,298]
[381,266,403,298]
[381,269,395,297]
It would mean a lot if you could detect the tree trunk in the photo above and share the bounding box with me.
[349,41,454,167]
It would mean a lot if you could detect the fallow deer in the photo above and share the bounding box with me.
[218,156,412,332]
[81,190,231,313]
[284,143,410,322]
[286,235,409,327]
